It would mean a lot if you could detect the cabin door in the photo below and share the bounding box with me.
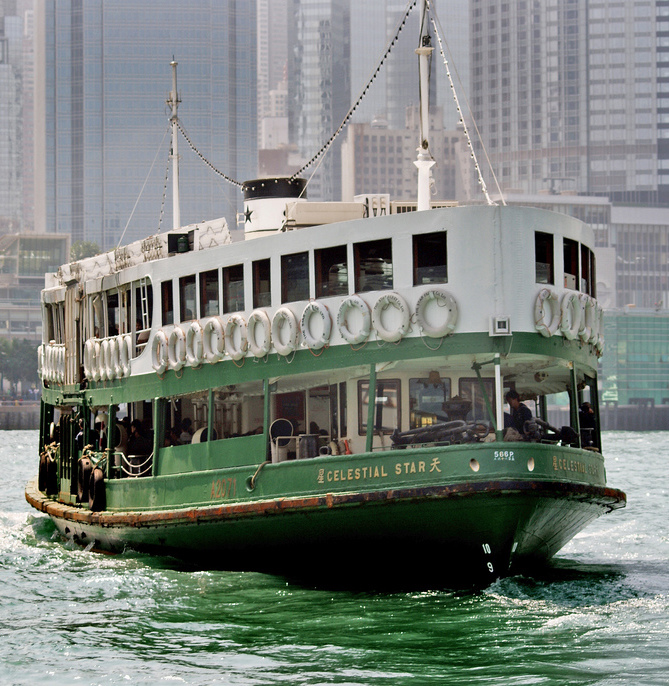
[64,285,81,384]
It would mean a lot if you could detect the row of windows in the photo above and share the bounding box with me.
[160,232,448,325]
[535,231,596,296]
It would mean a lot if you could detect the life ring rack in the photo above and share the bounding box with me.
[337,295,371,345]
[414,288,458,338]
[372,291,411,343]
[300,301,332,350]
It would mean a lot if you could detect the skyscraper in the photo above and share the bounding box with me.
[35,0,257,249]
[470,0,664,204]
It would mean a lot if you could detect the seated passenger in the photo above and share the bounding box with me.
[128,419,152,455]
[505,390,532,439]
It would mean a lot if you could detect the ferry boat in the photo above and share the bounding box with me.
[26,1,625,586]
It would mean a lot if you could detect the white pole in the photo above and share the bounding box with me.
[414,0,435,211]
[168,60,181,230]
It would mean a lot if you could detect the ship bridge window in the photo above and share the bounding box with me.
[354,239,393,292]
[409,376,452,429]
[179,275,196,321]
[200,269,219,317]
[161,280,174,326]
[581,244,596,297]
[223,264,244,313]
[281,252,309,302]
[459,378,495,423]
[535,231,554,284]
[315,245,348,297]
[253,259,271,308]
[563,238,579,290]
[413,232,447,285]
[358,379,401,436]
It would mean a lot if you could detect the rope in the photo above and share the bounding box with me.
[428,4,504,206]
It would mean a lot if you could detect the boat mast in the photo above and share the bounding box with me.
[168,59,181,230]
[415,0,435,212]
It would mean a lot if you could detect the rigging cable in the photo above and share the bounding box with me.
[428,3,504,206]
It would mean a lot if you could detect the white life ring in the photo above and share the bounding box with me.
[534,288,560,337]
[186,320,205,367]
[203,317,225,362]
[247,309,272,357]
[168,326,187,371]
[99,338,110,381]
[559,292,581,340]
[300,301,332,350]
[37,345,44,380]
[119,334,132,377]
[271,307,299,356]
[588,299,600,344]
[83,339,95,379]
[415,288,458,338]
[91,340,102,382]
[224,314,248,361]
[42,345,50,381]
[337,295,371,345]
[53,345,62,384]
[106,336,119,380]
[151,330,169,374]
[578,294,594,343]
[372,292,410,343]
[595,306,605,356]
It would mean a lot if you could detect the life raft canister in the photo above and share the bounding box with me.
[534,288,560,337]
[372,292,411,343]
[247,309,272,357]
[300,301,332,350]
[151,330,169,374]
[224,314,248,361]
[414,288,458,338]
[271,307,299,356]
[337,295,372,345]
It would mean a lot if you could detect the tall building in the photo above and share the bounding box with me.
[288,0,350,201]
[35,0,257,250]
[470,0,664,204]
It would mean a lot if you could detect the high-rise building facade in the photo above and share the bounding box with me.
[36,0,257,249]
[470,0,664,204]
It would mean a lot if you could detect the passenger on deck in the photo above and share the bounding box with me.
[179,418,193,443]
[128,419,153,455]
[579,402,597,447]
[505,390,532,439]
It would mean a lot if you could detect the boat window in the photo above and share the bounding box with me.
[357,379,401,435]
[581,244,596,297]
[535,231,554,284]
[253,259,271,308]
[409,376,452,429]
[161,280,174,326]
[281,252,309,302]
[223,264,244,313]
[354,239,393,292]
[315,245,348,297]
[563,238,579,290]
[200,269,220,317]
[458,378,495,423]
[413,232,447,285]
[119,287,131,334]
[275,390,306,435]
[107,291,120,336]
[179,275,196,321]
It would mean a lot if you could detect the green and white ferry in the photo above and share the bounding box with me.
[26,2,625,586]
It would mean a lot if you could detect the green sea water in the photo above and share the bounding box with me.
[2,431,668,685]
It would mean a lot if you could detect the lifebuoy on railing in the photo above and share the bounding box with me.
[300,301,331,350]
[559,292,581,340]
[83,339,95,379]
[168,327,187,371]
[203,317,225,362]
[119,334,132,377]
[337,295,371,345]
[248,309,272,357]
[186,320,205,366]
[578,293,594,343]
[414,288,458,338]
[271,307,298,356]
[224,314,248,361]
[372,292,410,343]
[37,345,44,380]
[587,298,599,344]
[151,330,168,374]
[107,336,119,380]
[595,305,604,356]
[534,288,560,337]
[99,338,110,381]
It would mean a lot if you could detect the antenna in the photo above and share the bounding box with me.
[167,59,181,230]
